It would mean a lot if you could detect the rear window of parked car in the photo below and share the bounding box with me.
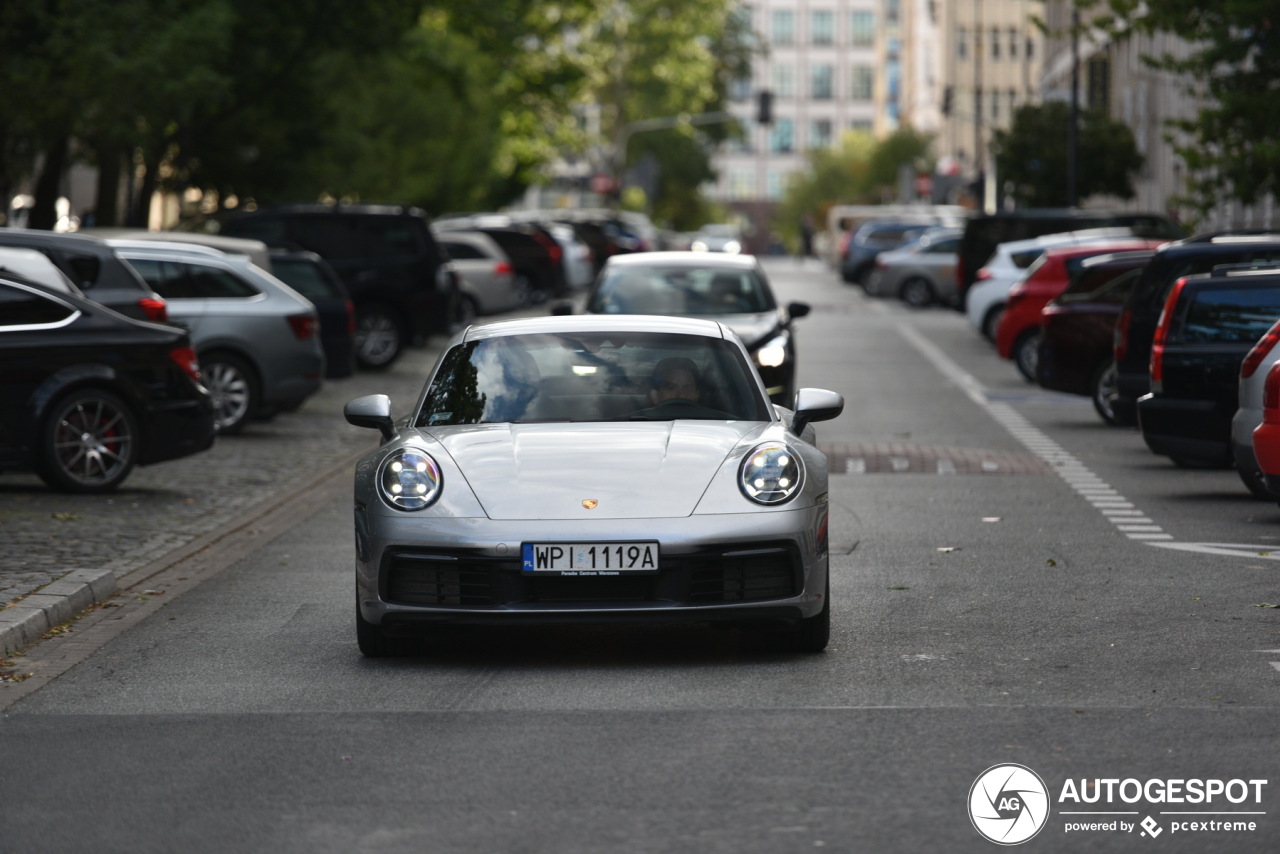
[1179,287,1280,343]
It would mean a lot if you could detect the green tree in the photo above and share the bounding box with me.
[991,101,1144,208]
[775,127,935,248]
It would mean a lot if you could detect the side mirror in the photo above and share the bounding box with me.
[791,388,843,436]
[344,394,395,442]
[787,301,811,319]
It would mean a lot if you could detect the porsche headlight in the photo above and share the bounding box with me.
[755,333,789,368]
[377,450,443,510]
[739,443,804,505]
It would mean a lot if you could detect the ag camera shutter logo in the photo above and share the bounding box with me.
[969,763,1050,845]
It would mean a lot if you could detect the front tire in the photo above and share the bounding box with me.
[356,599,403,657]
[354,305,404,370]
[37,388,139,493]
[981,305,1004,342]
[899,276,935,308]
[1013,330,1041,383]
[1091,360,1121,426]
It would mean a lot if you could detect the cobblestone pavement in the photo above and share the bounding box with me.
[0,339,443,608]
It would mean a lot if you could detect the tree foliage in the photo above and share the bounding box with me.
[774,127,935,247]
[1,0,752,227]
[991,101,1144,208]
[1091,0,1280,215]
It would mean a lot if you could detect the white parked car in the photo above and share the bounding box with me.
[966,228,1140,341]
[433,229,528,321]
[1234,316,1280,497]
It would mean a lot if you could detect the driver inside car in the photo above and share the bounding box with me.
[649,357,702,405]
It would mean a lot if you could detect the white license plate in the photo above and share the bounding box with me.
[522,542,659,575]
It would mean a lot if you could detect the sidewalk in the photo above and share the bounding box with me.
[0,339,441,656]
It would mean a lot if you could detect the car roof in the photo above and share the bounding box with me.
[602,251,758,270]
[461,313,729,343]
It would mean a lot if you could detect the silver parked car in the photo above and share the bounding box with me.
[864,226,963,307]
[344,314,843,656]
[433,229,529,321]
[110,239,325,434]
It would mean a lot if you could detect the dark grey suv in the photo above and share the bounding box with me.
[0,228,168,323]
[216,204,458,369]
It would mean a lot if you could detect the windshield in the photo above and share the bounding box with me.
[416,330,771,425]
[588,265,775,316]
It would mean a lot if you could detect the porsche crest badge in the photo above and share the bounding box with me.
[581,499,599,510]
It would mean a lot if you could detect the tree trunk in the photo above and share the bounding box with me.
[29,137,69,230]
[93,144,123,227]
[128,148,160,228]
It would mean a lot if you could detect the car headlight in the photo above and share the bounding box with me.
[377,450,443,510]
[691,240,708,252]
[739,443,804,505]
[724,239,741,254]
[754,333,789,368]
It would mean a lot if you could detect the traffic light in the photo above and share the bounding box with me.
[756,89,773,125]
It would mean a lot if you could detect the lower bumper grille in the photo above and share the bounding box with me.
[382,544,801,608]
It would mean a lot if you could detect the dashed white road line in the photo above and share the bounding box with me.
[896,322,1270,558]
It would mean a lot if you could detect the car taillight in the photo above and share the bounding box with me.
[976,267,993,281]
[1264,363,1280,421]
[1149,277,1187,389]
[140,297,168,322]
[495,260,513,275]
[344,300,355,336]
[1243,319,1280,378]
[286,313,319,339]
[533,232,563,262]
[168,345,201,383]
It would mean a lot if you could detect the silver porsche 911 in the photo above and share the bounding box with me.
[343,314,843,656]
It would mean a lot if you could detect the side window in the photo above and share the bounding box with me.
[128,258,199,299]
[288,218,364,259]
[184,264,260,298]
[930,238,962,253]
[60,251,101,289]
[0,283,77,327]
[363,219,424,259]
[442,241,484,260]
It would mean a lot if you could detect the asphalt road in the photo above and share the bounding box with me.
[2,258,1278,853]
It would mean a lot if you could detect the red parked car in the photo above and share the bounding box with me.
[1253,361,1280,500]
[995,239,1163,380]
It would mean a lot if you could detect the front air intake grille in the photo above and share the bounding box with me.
[383,550,514,606]
[380,543,801,608]
[682,548,799,602]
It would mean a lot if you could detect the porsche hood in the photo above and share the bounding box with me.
[432,421,761,520]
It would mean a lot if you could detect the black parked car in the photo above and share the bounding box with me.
[1112,232,1280,426]
[840,219,939,286]
[268,249,357,379]
[0,228,168,323]
[216,204,458,369]
[0,276,215,493]
[1137,265,1280,468]
[1035,250,1154,425]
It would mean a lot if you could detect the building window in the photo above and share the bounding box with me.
[957,28,968,60]
[850,10,875,47]
[991,89,999,120]
[810,119,833,149]
[767,171,786,201]
[1008,27,1019,59]
[849,118,873,134]
[991,27,1001,60]
[1025,36,1035,59]
[729,170,756,201]
[772,64,795,99]
[811,10,834,45]
[884,0,900,26]
[772,10,794,45]
[851,66,874,101]
[770,118,794,153]
[811,64,833,100]
[729,76,752,102]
